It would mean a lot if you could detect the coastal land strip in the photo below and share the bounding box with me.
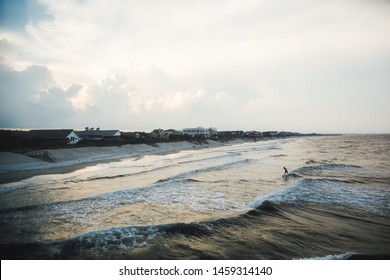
[0,140,241,184]
[0,134,327,185]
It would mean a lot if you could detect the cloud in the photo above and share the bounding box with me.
[0,64,76,128]
[0,0,389,132]
[144,90,205,113]
[69,76,135,110]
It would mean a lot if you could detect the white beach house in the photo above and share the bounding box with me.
[26,129,80,145]
[183,127,214,138]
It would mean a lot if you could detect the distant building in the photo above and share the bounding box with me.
[208,127,218,137]
[276,131,300,137]
[160,129,183,140]
[148,129,163,139]
[121,131,141,139]
[263,131,278,137]
[26,129,80,145]
[75,129,121,140]
[244,131,263,138]
[183,127,210,138]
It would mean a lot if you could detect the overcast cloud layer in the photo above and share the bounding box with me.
[1,0,389,133]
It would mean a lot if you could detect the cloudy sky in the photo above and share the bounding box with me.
[1,0,389,133]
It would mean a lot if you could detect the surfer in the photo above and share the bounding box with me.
[283,167,288,175]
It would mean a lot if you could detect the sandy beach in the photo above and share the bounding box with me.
[0,140,244,184]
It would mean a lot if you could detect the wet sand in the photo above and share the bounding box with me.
[0,158,121,184]
[0,140,245,184]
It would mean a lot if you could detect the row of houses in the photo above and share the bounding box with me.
[18,127,300,146]
[150,129,300,140]
[156,127,218,140]
[23,129,121,145]
[21,127,219,145]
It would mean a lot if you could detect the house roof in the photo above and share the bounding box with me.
[26,129,75,139]
[162,129,181,133]
[75,130,120,137]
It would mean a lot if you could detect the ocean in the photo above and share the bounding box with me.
[0,135,389,259]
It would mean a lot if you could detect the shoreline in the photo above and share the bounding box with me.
[0,139,246,184]
[0,157,126,185]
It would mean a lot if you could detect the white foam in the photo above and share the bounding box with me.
[248,178,390,215]
[297,252,355,260]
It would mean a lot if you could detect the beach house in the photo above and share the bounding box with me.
[160,129,183,140]
[75,129,121,140]
[183,127,210,138]
[26,129,80,145]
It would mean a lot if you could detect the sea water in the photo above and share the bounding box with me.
[0,135,389,259]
